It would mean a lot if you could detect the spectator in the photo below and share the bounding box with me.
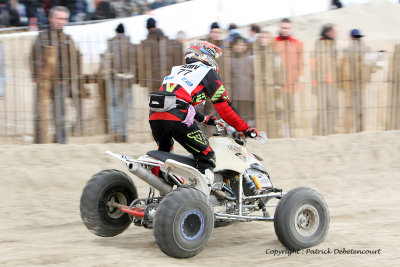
[274,18,304,137]
[320,23,337,41]
[248,23,261,43]
[140,17,167,95]
[176,30,187,46]
[252,30,281,136]
[257,30,273,47]
[201,21,223,136]
[146,17,164,39]
[43,0,51,17]
[342,28,379,132]
[105,23,136,142]
[149,0,166,10]
[70,0,88,22]
[132,0,147,15]
[92,0,115,20]
[206,21,223,48]
[274,18,303,92]
[21,0,40,28]
[311,23,340,135]
[230,35,255,126]
[110,0,134,18]
[9,0,22,27]
[0,0,11,28]
[226,23,242,43]
[247,23,261,54]
[30,6,82,143]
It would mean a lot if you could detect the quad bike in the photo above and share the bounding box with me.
[80,120,329,258]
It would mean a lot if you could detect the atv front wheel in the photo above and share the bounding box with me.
[153,187,214,258]
[274,187,329,250]
[80,169,138,237]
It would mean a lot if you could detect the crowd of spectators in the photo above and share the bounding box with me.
[3,1,392,142]
[0,0,191,28]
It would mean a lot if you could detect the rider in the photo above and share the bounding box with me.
[149,40,258,185]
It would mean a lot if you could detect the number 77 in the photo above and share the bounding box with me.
[177,69,192,75]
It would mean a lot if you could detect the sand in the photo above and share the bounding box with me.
[1,130,400,266]
[1,1,400,266]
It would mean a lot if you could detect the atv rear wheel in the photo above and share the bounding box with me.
[153,187,214,258]
[80,169,138,237]
[274,187,329,250]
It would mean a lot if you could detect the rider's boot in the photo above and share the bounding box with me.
[204,169,214,187]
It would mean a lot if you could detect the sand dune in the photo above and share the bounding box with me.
[1,130,399,266]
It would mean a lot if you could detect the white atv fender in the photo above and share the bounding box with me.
[161,159,209,195]
[209,136,249,174]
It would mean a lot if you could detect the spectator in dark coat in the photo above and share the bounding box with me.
[30,6,82,143]
[146,17,165,40]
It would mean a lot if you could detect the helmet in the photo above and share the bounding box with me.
[185,41,223,73]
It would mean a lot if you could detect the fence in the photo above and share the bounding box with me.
[0,31,399,144]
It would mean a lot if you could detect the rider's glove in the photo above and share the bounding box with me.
[204,114,217,125]
[245,127,258,138]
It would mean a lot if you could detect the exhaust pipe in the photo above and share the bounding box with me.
[127,162,172,195]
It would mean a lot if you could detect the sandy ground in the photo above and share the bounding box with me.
[1,130,400,266]
[1,1,400,266]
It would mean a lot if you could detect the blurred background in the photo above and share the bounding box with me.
[0,0,399,144]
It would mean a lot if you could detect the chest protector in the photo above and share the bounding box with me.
[162,62,211,94]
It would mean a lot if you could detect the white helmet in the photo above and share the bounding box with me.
[185,41,223,73]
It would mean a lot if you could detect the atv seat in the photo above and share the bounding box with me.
[146,150,197,169]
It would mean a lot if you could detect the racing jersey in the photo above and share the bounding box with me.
[149,61,249,132]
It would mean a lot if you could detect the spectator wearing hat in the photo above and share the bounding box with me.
[104,23,137,142]
[342,28,379,133]
[142,17,167,98]
[226,23,242,44]
[206,21,223,48]
[146,17,165,40]
[350,28,363,40]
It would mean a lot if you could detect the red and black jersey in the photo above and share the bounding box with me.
[149,62,249,132]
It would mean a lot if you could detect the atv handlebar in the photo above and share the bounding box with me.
[214,120,267,144]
